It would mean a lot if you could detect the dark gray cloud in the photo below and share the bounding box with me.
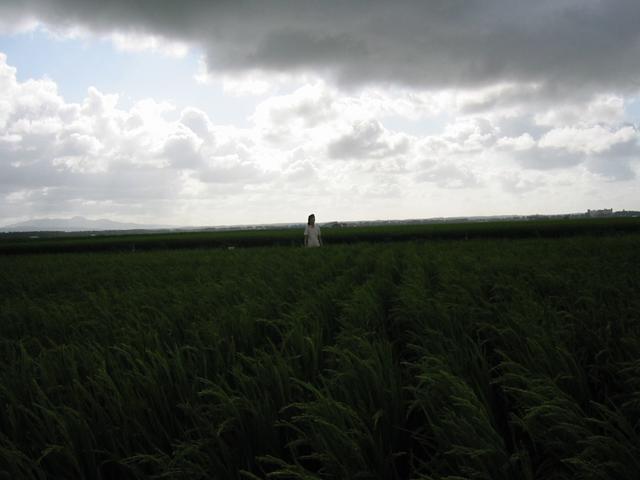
[585,139,640,181]
[4,0,640,92]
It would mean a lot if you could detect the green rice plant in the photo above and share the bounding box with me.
[145,347,305,479]
[405,355,517,480]
[490,351,638,480]
[0,233,639,478]
[256,330,407,479]
[262,381,381,479]
[477,317,590,408]
[390,252,494,409]
[562,400,640,479]
[0,433,45,480]
[338,281,388,336]
[322,335,407,478]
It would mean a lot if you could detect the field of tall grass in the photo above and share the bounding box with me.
[2,217,639,254]
[1,233,639,479]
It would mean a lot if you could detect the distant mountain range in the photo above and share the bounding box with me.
[0,216,174,232]
[2,210,638,234]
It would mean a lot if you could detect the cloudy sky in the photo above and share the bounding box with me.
[1,0,639,227]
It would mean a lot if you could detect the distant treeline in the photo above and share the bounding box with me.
[1,217,639,255]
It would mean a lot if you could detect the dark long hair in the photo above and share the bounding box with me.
[307,214,315,226]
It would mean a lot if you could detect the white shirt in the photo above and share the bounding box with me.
[304,224,321,247]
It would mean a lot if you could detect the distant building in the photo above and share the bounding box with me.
[587,209,613,218]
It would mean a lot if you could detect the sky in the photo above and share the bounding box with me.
[1,0,639,227]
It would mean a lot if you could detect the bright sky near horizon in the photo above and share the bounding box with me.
[1,1,639,227]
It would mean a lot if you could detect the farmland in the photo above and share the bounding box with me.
[2,216,640,254]
[1,224,639,479]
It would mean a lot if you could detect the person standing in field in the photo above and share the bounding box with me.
[304,214,322,247]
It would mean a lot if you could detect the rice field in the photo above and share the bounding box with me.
[1,232,639,479]
[2,216,640,254]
